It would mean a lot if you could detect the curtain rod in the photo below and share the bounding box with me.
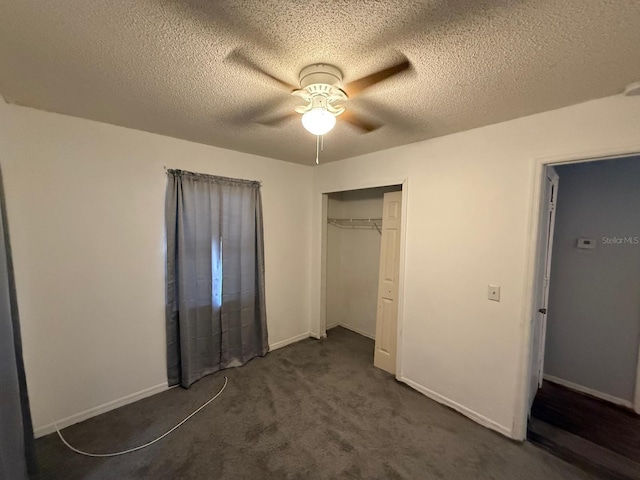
[165,168,261,187]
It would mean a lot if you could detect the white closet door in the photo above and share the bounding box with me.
[374,191,402,374]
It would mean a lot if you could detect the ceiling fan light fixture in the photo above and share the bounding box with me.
[301,108,336,135]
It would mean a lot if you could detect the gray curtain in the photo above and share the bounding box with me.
[0,167,37,479]
[165,170,268,388]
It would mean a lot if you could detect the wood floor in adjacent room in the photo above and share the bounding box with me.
[36,328,598,479]
[529,380,640,479]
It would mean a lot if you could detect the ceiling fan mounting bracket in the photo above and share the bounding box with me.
[298,63,343,88]
[292,63,348,115]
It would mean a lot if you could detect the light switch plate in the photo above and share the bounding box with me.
[488,285,500,302]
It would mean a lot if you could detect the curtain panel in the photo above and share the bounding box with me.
[0,167,37,479]
[165,170,268,388]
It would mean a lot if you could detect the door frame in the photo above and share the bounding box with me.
[317,177,409,378]
[514,145,640,440]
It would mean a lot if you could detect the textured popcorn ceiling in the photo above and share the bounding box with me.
[1,1,639,165]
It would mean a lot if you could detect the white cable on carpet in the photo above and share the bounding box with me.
[46,376,228,458]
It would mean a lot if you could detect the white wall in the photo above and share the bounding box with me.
[326,187,399,338]
[0,101,313,435]
[545,157,640,403]
[310,94,640,438]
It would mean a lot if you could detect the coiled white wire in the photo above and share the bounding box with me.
[45,376,228,457]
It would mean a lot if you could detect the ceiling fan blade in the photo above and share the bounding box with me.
[342,58,411,97]
[227,97,285,125]
[340,111,382,133]
[354,97,417,132]
[257,112,297,126]
[226,48,297,91]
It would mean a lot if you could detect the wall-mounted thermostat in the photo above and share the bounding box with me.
[577,238,596,249]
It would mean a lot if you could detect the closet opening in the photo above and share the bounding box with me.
[322,184,403,375]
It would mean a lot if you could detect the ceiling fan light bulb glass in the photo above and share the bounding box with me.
[302,108,336,135]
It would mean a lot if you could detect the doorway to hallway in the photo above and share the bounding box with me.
[527,155,640,478]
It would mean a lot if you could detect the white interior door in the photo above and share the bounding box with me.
[374,191,402,374]
[528,166,559,410]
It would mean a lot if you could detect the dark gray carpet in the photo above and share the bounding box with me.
[35,327,599,479]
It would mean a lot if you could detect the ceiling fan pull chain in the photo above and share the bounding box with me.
[316,135,320,165]
[320,134,324,152]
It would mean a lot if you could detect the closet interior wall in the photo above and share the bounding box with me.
[326,186,400,339]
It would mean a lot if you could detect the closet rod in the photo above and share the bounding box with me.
[327,217,382,222]
[327,218,382,234]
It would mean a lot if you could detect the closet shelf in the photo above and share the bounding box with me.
[327,218,382,234]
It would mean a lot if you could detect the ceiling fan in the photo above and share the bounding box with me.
[227,49,411,140]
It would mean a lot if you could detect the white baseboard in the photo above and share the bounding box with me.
[269,332,310,351]
[398,376,513,438]
[34,332,310,438]
[543,374,634,409]
[326,322,339,330]
[338,323,376,340]
[34,382,169,438]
